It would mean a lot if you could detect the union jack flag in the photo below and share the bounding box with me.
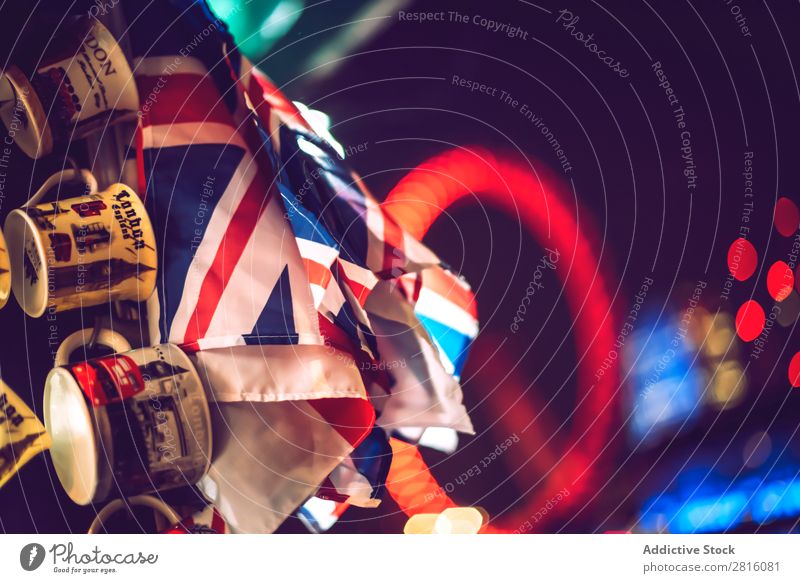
[125,0,476,532]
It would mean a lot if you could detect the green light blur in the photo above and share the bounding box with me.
[207,0,304,59]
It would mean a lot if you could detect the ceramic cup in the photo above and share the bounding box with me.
[45,328,212,505]
[4,168,157,318]
[0,17,139,159]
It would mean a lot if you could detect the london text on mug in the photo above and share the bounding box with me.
[4,169,157,317]
[0,17,139,159]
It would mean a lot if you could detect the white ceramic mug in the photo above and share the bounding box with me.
[45,330,212,505]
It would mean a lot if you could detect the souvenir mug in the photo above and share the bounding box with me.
[0,17,139,159]
[0,226,9,309]
[44,328,213,505]
[4,169,157,318]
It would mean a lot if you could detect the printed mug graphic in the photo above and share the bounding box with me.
[0,17,139,159]
[4,178,158,319]
[19,543,46,571]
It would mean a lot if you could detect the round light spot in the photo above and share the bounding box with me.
[735,300,765,342]
[774,197,800,237]
[727,238,757,281]
[776,290,800,326]
[767,261,794,301]
[742,431,771,468]
[789,352,800,387]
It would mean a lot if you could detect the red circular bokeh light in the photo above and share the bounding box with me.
[767,261,794,302]
[727,238,757,281]
[789,352,800,387]
[735,300,765,342]
[774,197,800,237]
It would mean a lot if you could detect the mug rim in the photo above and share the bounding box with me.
[0,225,10,309]
[4,208,49,318]
[165,343,214,475]
[0,65,53,159]
[44,366,99,506]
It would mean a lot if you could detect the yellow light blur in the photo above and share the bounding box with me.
[404,507,484,534]
[403,513,439,534]
[704,313,736,359]
[709,361,747,409]
[438,507,483,534]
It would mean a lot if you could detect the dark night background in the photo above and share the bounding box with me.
[2,0,800,534]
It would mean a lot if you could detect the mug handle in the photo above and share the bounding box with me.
[25,168,98,207]
[87,495,181,534]
[55,327,132,367]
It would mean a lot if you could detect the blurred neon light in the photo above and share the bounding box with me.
[642,473,800,533]
[752,480,800,523]
[625,315,702,443]
[382,147,619,532]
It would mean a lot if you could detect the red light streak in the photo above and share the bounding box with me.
[382,147,619,532]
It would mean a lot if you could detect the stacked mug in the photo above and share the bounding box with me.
[0,16,215,511]
[0,16,139,159]
[4,169,157,317]
[44,329,213,506]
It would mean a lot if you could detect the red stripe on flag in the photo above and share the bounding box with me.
[334,261,372,307]
[250,70,311,131]
[303,258,333,289]
[333,502,350,518]
[308,397,375,449]
[317,314,359,356]
[182,172,274,344]
[136,74,235,127]
[210,509,226,534]
[396,273,423,304]
[246,75,273,132]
